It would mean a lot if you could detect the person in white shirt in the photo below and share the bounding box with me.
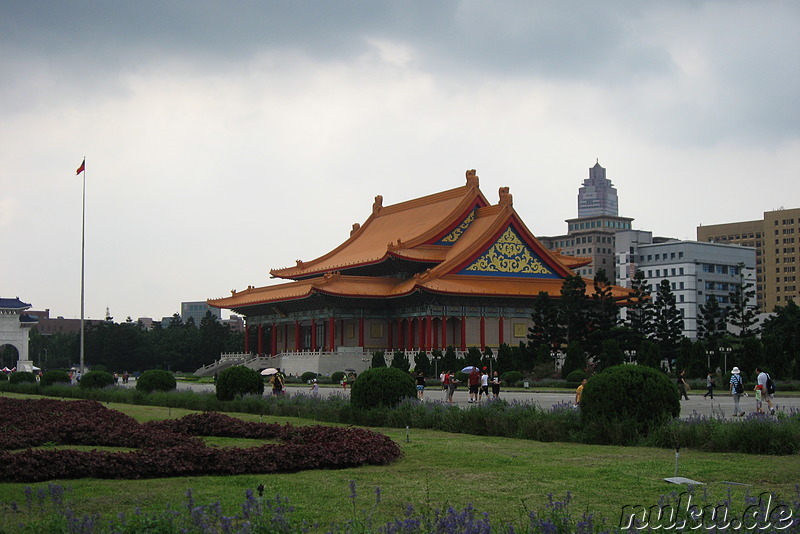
[755,367,776,415]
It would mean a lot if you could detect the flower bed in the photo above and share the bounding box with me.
[0,397,402,482]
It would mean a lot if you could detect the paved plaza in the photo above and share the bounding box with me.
[167,380,799,420]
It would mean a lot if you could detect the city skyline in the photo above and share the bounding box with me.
[1,1,798,321]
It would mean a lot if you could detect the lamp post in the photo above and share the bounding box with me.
[706,349,714,370]
[719,347,731,374]
[624,350,637,364]
[551,350,563,371]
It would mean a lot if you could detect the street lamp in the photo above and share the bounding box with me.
[624,350,636,364]
[719,347,731,374]
[551,350,563,371]
[705,349,714,370]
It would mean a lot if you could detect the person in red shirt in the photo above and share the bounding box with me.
[468,368,480,403]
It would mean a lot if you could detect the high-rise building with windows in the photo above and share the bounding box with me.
[614,232,756,339]
[697,207,799,312]
[539,161,631,282]
[578,161,619,218]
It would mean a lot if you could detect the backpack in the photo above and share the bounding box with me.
[766,375,776,395]
[733,376,744,395]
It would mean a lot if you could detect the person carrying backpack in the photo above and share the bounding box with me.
[755,367,776,415]
[729,367,745,417]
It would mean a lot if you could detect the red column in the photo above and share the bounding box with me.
[329,316,336,352]
[460,316,466,351]
[311,319,317,351]
[257,325,264,355]
[244,326,250,353]
[498,317,505,346]
[441,315,447,349]
[271,324,278,355]
[284,324,289,351]
[480,316,486,351]
[417,318,424,349]
[425,315,432,351]
[388,320,393,350]
[396,318,403,349]
[294,321,301,351]
[407,318,413,350]
[433,318,439,350]
[358,318,365,347]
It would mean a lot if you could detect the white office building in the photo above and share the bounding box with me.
[616,232,756,339]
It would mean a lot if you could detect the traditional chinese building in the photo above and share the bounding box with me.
[206,170,628,376]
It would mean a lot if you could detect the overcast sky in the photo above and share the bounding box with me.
[1,0,798,322]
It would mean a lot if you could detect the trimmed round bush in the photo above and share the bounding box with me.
[9,371,36,385]
[0,373,7,381]
[565,369,588,383]
[78,370,115,389]
[215,366,264,401]
[136,369,177,393]
[350,367,416,409]
[40,369,71,387]
[500,371,524,387]
[300,371,318,383]
[581,365,680,441]
[331,371,346,384]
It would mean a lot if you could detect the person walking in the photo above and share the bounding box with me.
[415,371,426,400]
[755,367,776,415]
[446,371,458,404]
[730,366,745,417]
[490,371,501,399]
[478,369,489,402]
[703,371,715,399]
[467,368,480,403]
[677,370,689,400]
[574,378,587,408]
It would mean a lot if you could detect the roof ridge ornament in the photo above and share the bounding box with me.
[465,169,479,188]
[372,195,383,215]
[499,186,512,207]
[351,223,361,236]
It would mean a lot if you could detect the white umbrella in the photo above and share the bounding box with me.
[461,366,479,374]
[260,368,279,376]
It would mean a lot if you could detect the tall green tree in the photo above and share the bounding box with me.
[390,350,410,372]
[413,351,431,376]
[728,264,759,338]
[371,350,387,368]
[625,270,653,339]
[559,275,590,346]
[652,279,684,365]
[527,291,562,353]
[587,269,619,357]
[697,294,727,342]
[761,300,800,378]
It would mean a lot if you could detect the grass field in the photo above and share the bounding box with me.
[1,393,799,531]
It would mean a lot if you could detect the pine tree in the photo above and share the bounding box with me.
[559,275,590,345]
[527,291,562,353]
[625,270,653,338]
[652,279,684,363]
[697,294,727,342]
[728,264,759,338]
[587,269,620,357]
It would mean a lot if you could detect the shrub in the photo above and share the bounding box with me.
[78,371,115,389]
[565,369,588,383]
[136,369,177,393]
[40,369,71,387]
[350,367,416,409]
[0,373,6,381]
[331,371,346,384]
[300,371,318,383]
[500,371,523,387]
[215,366,264,401]
[581,365,679,444]
[9,371,36,385]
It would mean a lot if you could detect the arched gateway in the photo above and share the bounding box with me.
[203,170,629,377]
[0,298,38,373]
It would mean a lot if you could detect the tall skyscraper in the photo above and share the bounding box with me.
[578,161,619,218]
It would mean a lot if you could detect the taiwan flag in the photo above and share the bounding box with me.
[76,158,85,175]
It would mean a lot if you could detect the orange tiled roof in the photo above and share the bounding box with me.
[270,171,488,279]
[209,170,629,311]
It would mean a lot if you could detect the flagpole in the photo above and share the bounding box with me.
[80,157,86,374]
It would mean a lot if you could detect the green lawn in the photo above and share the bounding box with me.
[1,394,798,530]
